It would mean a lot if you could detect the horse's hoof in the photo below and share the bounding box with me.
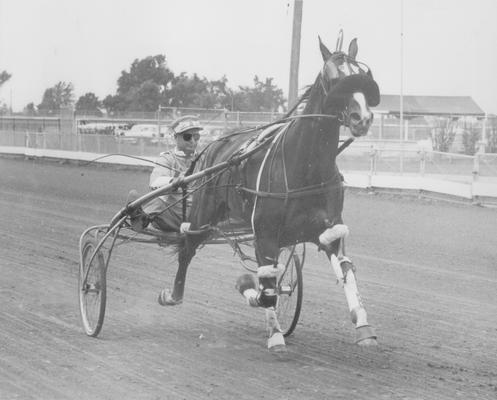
[267,332,287,353]
[357,338,378,346]
[157,289,182,306]
[269,343,287,353]
[355,325,378,345]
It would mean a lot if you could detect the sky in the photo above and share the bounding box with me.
[1,0,497,114]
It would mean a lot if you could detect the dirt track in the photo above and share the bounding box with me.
[1,156,496,400]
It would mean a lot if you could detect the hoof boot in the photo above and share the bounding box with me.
[267,332,286,353]
[355,325,378,346]
[158,289,182,306]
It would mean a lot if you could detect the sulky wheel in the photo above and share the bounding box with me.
[276,243,305,337]
[79,238,107,337]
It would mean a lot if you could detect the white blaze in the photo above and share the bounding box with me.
[352,92,369,120]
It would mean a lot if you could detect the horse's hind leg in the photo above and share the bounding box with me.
[236,238,286,352]
[158,237,197,306]
[320,224,377,346]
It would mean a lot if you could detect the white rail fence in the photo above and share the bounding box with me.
[1,130,497,205]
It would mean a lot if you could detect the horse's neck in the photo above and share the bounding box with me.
[285,104,340,184]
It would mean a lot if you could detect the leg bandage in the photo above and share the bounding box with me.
[236,265,285,308]
[235,274,259,307]
[319,224,349,247]
[257,263,284,278]
[256,264,284,308]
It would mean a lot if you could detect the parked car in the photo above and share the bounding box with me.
[116,124,169,144]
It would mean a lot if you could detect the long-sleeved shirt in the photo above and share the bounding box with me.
[146,148,196,215]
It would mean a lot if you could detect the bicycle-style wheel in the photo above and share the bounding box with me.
[79,238,107,337]
[277,243,305,337]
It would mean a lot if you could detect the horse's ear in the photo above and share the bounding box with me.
[348,38,358,60]
[319,36,332,61]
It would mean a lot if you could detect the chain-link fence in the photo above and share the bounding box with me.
[1,128,496,184]
[3,109,493,154]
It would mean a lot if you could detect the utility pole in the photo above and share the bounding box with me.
[399,0,405,174]
[288,0,303,110]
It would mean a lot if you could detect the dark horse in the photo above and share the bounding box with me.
[158,35,380,351]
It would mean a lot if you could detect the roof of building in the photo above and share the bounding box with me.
[373,95,485,117]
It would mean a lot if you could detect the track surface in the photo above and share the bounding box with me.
[1,156,496,400]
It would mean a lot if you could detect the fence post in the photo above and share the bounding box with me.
[368,146,377,188]
[379,113,384,140]
[419,150,426,176]
[472,153,480,182]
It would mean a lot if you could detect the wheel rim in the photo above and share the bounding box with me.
[79,242,105,336]
[277,245,303,337]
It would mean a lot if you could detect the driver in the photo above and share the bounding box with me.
[128,115,202,232]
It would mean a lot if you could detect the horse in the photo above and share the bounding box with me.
[157,34,380,352]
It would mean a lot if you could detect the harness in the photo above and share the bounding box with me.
[176,84,357,227]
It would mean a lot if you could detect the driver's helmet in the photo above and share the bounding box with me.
[171,115,203,136]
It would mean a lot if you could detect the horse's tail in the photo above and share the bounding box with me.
[166,230,208,257]
[163,234,187,257]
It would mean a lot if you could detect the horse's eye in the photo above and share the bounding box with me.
[350,112,361,122]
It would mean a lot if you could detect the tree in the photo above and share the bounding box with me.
[0,70,12,115]
[23,102,37,116]
[432,117,457,152]
[167,73,233,109]
[127,80,163,112]
[461,121,480,155]
[486,115,497,153]
[102,55,286,113]
[105,55,175,113]
[76,92,102,116]
[0,70,11,87]
[38,81,74,115]
[169,73,206,107]
[234,76,285,112]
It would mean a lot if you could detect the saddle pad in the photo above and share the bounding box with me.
[238,122,287,154]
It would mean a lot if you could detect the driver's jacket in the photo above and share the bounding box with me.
[146,148,196,216]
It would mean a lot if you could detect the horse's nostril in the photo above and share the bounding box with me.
[350,112,361,122]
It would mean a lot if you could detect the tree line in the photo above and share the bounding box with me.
[0,55,286,116]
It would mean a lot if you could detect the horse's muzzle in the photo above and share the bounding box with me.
[348,113,373,137]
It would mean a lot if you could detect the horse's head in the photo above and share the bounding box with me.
[318,32,380,137]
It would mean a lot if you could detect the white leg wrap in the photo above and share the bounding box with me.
[330,254,369,328]
[257,263,284,279]
[242,288,259,307]
[319,224,349,247]
[330,254,345,285]
[351,306,369,327]
[267,332,285,350]
[265,307,286,351]
[265,307,282,335]
[179,222,191,233]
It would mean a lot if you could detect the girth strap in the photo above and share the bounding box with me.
[236,178,343,200]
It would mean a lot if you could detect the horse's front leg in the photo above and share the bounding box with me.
[235,238,286,352]
[320,224,378,346]
[158,237,196,306]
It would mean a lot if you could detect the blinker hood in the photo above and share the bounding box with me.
[325,74,380,108]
